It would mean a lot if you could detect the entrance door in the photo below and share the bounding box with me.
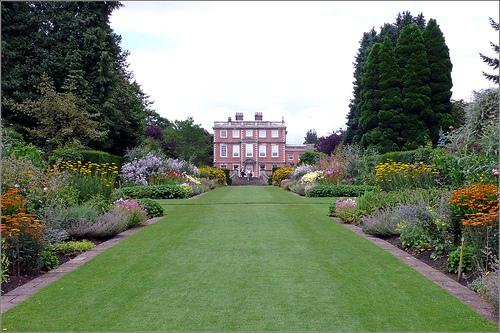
[245,164,254,176]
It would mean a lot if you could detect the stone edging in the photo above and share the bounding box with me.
[1,215,165,314]
[334,218,498,325]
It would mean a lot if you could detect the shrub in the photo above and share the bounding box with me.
[138,198,165,218]
[272,167,293,184]
[79,150,125,170]
[289,165,314,180]
[48,147,83,166]
[307,185,375,198]
[280,179,294,191]
[470,258,499,310]
[112,185,187,200]
[40,250,59,271]
[198,167,226,185]
[68,206,129,239]
[361,206,403,237]
[1,239,10,283]
[114,198,148,228]
[221,168,232,185]
[1,213,46,275]
[177,183,193,198]
[47,240,96,256]
[446,246,476,273]
[298,151,326,165]
[331,198,359,224]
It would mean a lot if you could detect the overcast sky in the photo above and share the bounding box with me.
[110,1,499,144]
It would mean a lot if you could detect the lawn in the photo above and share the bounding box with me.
[1,187,497,332]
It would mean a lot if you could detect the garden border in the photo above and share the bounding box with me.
[333,218,498,325]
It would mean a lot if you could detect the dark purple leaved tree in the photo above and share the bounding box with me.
[314,129,344,155]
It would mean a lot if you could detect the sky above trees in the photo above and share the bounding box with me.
[110,1,499,144]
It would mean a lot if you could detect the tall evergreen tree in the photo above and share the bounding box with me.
[344,11,426,146]
[422,19,454,142]
[344,28,378,145]
[395,24,432,150]
[479,17,499,84]
[358,43,382,149]
[373,36,403,153]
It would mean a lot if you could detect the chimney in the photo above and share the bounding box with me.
[228,117,232,122]
[235,112,243,121]
[255,112,263,121]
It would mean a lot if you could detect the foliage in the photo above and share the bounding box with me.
[361,206,402,237]
[162,117,213,166]
[79,150,125,170]
[470,257,499,310]
[1,1,154,156]
[272,167,294,185]
[67,206,130,239]
[396,204,451,258]
[40,250,59,271]
[112,185,189,200]
[446,246,476,273]
[47,240,96,256]
[330,198,360,224]
[6,73,107,153]
[306,185,374,198]
[314,129,344,155]
[303,129,318,144]
[114,198,148,228]
[1,239,10,283]
[375,160,441,191]
[49,147,84,166]
[198,167,226,185]
[177,184,194,198]
[1,126,47,169]
[318,145,349,184]
[1,213,46,275]
[138,198,165,218]
[422,19,454,144]
[221,168,232,185]
[297,151,326,166]
[479,17,499,84]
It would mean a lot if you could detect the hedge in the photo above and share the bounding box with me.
[306,184,375,197]
[112,185,189,200]
[79,150,126,168]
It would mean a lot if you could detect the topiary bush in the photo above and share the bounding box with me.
[138,198,165,218]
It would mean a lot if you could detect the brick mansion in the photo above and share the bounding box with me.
[213,112,314,178]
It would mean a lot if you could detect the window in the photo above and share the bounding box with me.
[272,130,279,138]
[233,130,239,138]
[233,144,240,157]
[220,164,227,169]
[272,144,279,157]
[246,129,253,137]
[220,144,227,157]
[288,153,294,160]
[246,144,253,157]
[220,130,227,138]
[260,164,265,170]
[259,144,266,157]
[259,129,266,138]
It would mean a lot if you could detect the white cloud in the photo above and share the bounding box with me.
[111,1,499,144]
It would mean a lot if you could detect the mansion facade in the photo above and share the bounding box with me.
[213,112,314,178]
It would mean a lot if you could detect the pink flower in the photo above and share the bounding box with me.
[492,169,499,176]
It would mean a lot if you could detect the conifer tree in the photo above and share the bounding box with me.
[358,43,382,149]
[395,24,432,150]
[423,19,454,142]
[373,36,403,153]
[479,17,499,84]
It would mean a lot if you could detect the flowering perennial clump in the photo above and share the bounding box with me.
[333,197,359,224]
[448,182,499,227]
[272,167,293,185]
[300,171,323,186]
[113,198,148,227]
